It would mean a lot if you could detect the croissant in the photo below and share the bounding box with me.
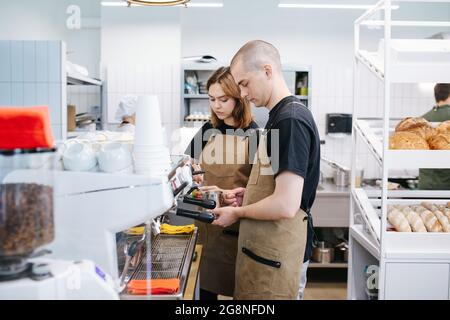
[419,209,443,232]
[388,209,412,232]
[433,210,450,233]
[402,206,427,232]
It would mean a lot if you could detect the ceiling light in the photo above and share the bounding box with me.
[101,1,222,7]
[278,3,399,10]
[127,0,189,6]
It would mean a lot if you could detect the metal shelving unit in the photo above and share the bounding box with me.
[66,69,103,138]
[348,0,450,300]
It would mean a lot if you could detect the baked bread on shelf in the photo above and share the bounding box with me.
[401,206,427,232]
[395,117,436,141]
[389,131,430,150]
[414,206,443,232]
[436,120,450,134]
[387,208,412,232]
[433,210,450,232]
[428,133,450,150]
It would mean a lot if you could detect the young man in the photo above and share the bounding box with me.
[419,83,450,190]
[212,40,320,300]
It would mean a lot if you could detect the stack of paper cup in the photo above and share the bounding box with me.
[133,95,171,176]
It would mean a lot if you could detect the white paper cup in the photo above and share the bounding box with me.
[134,95,164,146]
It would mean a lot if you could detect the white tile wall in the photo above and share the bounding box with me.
[312,64,436,179]
[103,63,181,147]
[0,40,66,140]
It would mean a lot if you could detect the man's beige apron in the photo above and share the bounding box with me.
[234,133,308,300]
[197,133,252,296]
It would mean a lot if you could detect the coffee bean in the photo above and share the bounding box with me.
[0,183,54,257]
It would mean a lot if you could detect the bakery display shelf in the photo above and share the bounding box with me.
[354,191,450,259]
[355,119,450,169]
[364,189,450,200]
[352,188,381,244]
[350,225,380,260]
[356,39,450,84]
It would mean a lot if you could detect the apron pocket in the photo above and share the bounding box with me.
[238,241,280,294]
[242,247,281,269]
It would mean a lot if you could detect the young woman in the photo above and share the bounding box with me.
[186,67,258,300]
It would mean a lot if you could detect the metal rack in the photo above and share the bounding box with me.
[348,0,450,300]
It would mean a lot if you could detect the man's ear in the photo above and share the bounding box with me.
[263,64,273,79]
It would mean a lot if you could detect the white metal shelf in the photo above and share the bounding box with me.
[352,188,381,244]
[183,94,209,99]
[356,40,450,83]
[350,225,380,260]
[355,119,450,169]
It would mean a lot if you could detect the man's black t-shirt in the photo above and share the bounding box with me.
[266,96,321,262]
[186,121,259,160]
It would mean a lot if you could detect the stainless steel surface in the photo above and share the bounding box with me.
[321,156,351,187]
[312,241,335,264]
[204,190,222,208]
[316,179,350,195]
[321,156,350,172]
[334,169,351,187]
[120,228,198,300]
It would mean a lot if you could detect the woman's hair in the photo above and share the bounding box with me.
[206,66,253,129]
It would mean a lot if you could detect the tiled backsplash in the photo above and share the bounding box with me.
[313,64,435,179]
[103,63,181,146]
[0,40,66,139]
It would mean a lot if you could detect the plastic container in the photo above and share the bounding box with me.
[0,148,56,260]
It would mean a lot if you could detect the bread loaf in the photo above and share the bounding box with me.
[395,117,436,141]
[428,133,450,150]
[433,210,450,232]
[421,202,439,212]
[388,209,412,232]
[402,206,427,232]
[419,209,443,232]
[436,120,450,134]
[389,132,430,150]
[395,117,430,132]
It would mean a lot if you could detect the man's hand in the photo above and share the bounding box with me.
[212,206,241,228]
[222,187,246,207]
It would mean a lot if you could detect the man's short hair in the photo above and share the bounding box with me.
[230,40,282,73]
[434,83,450,103]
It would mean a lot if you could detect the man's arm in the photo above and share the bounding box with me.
[212,171,304,227]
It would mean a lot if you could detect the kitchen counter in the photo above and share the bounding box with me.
[311,179,350,228]
[316,179,350,196]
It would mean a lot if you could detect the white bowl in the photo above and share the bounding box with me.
[63,142,97,172]
[98,142,133,173]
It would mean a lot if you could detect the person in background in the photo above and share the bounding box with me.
[419,83,450,190]
[185,67,258,300]
[115,95,137,133]
[212,40,320,300]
